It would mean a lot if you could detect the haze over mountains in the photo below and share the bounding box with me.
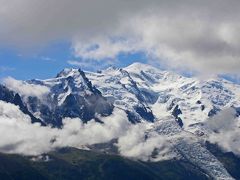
[0,62,239,179]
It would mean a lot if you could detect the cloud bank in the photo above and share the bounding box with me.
[1,99,240,160]
[3,77,50,98]
[1,0,240,75]
[0,100,173,160]
[206,108,240,154]
[117,123,175,161]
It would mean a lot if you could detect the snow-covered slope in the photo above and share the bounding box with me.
[86,67,154,123]
[149,117,233,179]
[124,62,240,134]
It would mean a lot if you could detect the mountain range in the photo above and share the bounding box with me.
[1,62,240,179]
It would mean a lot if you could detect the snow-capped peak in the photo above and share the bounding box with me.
[56,68,80,78]
[124,62,160,73]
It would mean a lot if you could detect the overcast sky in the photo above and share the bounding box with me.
[0,0,240,80]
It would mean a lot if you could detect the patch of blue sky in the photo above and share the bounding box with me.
[0,42,73,80]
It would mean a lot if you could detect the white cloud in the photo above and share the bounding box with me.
[0,100,174,160]
[73,37,137,60]
[70,37,138,69]
[73,15,240,75]
[55,108,131,148]
[127,16,240,75]
[0,101,130,155]
[0,101,56,155]
[71,1,240,75]
[67,59,116,70]
[3,77,50,98]
[117,123,174,161]
[40,56,56,62]
[2,99,240,161]
[206,108,240,154]
[67,60,92,68]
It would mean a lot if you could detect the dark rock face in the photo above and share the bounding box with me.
[208,106,220,117]
[0,85,14,102]
[172,105,183,127]
[196,100,202,104]
[236,109,240,117]
[48,99,112,127]
[126,111,141,124]
[56,93,113,125]
[176,117,184,128]
[135,106,154,122]
[201,105,205,111]
[232,106,240,117]
[126,105,154,124]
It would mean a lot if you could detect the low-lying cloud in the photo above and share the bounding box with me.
[206,108,240,154]
[0,100,173,160]
[3,77,50,98]
[1,100,240,161]
[117,123,175,161]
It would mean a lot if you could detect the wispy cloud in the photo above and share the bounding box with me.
[67,58,117,70]
[0,66,15,72]
[3,77,50,98]
[40,56,56,62]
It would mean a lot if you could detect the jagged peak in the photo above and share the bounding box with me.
[56,68,80,78]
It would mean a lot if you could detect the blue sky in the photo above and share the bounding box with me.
[0,43,148,80]
[0,43,71,80]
